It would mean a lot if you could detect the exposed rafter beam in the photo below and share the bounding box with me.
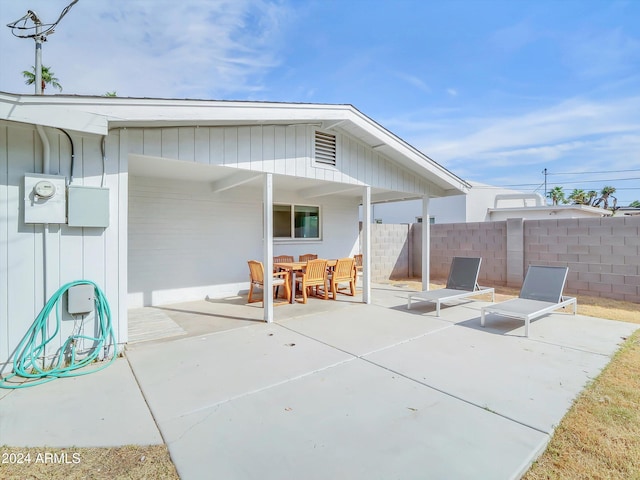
[322,120,346,130]
[211,171,262,193]
[370,191,420,204]
[300,183,362,199]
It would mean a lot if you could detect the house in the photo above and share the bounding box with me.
[366,181,612,223]
[0,92,469,369]
[366,181,531,224]
[618,207,640,216]
[486,194,613,221]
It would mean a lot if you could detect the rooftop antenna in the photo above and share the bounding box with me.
[6,0,79,94]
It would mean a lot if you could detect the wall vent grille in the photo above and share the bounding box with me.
[314,131,337,166]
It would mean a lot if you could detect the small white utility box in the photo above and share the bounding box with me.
[67,186,110,228]
[24,174,67,224]
[67,284,95,314]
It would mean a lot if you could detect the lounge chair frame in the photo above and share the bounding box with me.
[407,257,495,316]
[480,265,577,337]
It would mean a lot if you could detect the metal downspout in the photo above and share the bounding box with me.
[36,125,51,364]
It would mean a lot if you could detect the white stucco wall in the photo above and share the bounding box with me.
[128,175,361,307]
[362,183,545,224]
[365,195,467,224]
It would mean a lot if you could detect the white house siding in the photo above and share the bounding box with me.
[0,121,126,369]
[127,175,360,307]
[126,126,429,196]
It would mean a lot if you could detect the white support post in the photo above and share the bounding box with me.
[422,195,430,292]
[362,187,372,304]
[263,173,274,322]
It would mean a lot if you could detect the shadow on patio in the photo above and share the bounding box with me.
[127,286,369,345]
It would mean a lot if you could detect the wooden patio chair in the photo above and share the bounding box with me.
[328,257,356,299]
[353,254,363,292]
[299,253,318,262]
[247,260,291,306]
[296,259,328,303]
[273,255,294,297]
[274,255,294,264]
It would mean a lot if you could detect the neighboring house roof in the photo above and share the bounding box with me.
[368,181,616,224]
[486,204,613,220]
[0,92,470,199]
[618,207,640,216]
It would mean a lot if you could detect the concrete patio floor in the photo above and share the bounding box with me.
[1,284,637,480]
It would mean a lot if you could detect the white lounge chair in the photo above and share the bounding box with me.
[480,265,577,337]
[407,257,495,316]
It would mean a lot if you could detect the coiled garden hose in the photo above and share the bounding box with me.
[0,280,117,389]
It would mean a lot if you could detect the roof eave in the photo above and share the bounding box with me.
[0,92,469,195]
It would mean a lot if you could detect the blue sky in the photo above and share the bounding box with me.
[1,0,639,205]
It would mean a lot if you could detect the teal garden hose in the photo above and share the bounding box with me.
[0,280,117,389]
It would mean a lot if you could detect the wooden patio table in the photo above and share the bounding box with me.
[274,260,337,304]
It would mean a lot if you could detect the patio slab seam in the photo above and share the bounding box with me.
[276,305,629,439]
[524,335,634,357]
[175,356,357,421]
[125,322,257,350]
[278,320,455,358]
[124,354,170,447]
[359,353,551,435]
[277,320,557,436]
[158,359,363,448]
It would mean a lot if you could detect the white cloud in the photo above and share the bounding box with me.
[562,27,640,79]
[417,96,640,167]
[394,72,431,93]
[0,0,291,98]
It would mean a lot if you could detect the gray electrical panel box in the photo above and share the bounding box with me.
[67,186,110,227]
[67,284,95,314]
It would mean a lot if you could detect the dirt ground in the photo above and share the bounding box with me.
[393,279,640,323]
[2,282,638,479]
[0,444,179,480]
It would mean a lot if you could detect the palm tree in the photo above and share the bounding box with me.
[630,200,640,208]
[568,189,588,205]
[22,66,63,93]
[546,186,567,206]
[593,186,617,210]
[587,190,598,206]
[104,91,117,97]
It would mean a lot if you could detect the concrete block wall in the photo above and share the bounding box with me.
[370,223,411,281]
[425,222,507,285]
[369,216,640,302]
[524,216,640,302]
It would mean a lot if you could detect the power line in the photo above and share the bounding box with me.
[548,169,640,175]
[473,180,640,191]
[6,0,79,39]
[548,177,640,184]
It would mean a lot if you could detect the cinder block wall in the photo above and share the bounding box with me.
[370,224,411,281]
[524,216,640,302]
[426,222,508,285]
[369,216,640,302]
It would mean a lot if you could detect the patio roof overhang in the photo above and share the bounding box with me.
[0,92,470,200]
[1,91,463,322]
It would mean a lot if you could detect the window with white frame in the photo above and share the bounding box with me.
[273,204,320,239]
